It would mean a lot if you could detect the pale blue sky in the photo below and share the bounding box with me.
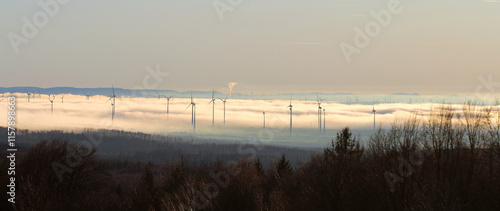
[2,0,499,94]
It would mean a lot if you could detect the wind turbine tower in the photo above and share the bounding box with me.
[288,101,293,138]
[187,94,196,133]
[155,90,173,116]
[208,89,216,127]
[263,111,266,133]
[106,86,117,121]
[25,90,32,102]
[166,96,173,116]
[219,82,236,127]
[219,97,227,126]
[48,94,55,114]
[318,104,322,133]
[317,96,324,134]
[372,104,376,132]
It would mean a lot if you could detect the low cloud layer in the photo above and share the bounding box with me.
[0,93,478,145]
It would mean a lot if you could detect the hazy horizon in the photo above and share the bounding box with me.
[0,86,496,99]
[0,92,491,148]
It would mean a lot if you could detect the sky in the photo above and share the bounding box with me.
[2,0,500,95]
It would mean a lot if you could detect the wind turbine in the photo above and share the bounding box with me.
[317,96,324,134]
[165,96,173,116]
[208,89,216,127]
[25,90,32,102]
[219,97,227,126]
[155,90,173,116]
[288,100,293,138]
[83,93,91,100]
[263,111,266,133]
[48,94,55,114]
[372,104,376,132]
[186,94,196,133]
[219,82,236,127]
[318,104,322,134]
[106,86,118,121]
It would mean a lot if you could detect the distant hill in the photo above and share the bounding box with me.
[0,126,318,168]
[390,93,420,96]
[1,86,482,104]
[0,86,224,99]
